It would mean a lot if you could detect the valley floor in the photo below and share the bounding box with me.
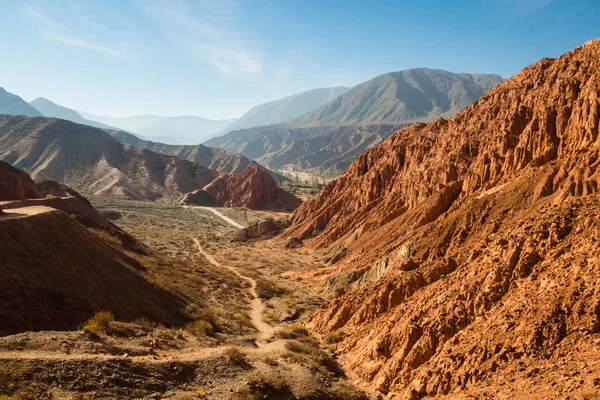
[0,198,371,400]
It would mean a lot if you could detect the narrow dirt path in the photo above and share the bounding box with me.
[183,206,244,229]
[193,238,275,345]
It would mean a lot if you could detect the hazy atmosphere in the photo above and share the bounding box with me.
[1,1,600,399]
[0,0,598,118]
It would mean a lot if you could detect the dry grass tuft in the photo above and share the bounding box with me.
[82,311,115,334]
[323,329,345,344]
[184,320,214,336]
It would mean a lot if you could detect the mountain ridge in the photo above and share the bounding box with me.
[0,87,43,117]
[0,115,219,200]
[222,86,349,133]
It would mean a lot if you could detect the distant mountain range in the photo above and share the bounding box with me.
[30,97,115,130]
[0,88,43,117]
[223,86,349,133]
[0,114,219,200]
[206,69,504,173]
[109,130,256,174]
[206,124,409,174]
[80,112,236,144]
[292,69,503,126]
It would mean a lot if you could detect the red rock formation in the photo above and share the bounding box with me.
[0,161,39,200]
[284,39,600,397]
[202,165,302,210]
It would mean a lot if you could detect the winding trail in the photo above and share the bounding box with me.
[193,238,275,345]
[183,206,244,229]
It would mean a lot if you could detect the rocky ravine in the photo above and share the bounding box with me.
[283,39,600,397]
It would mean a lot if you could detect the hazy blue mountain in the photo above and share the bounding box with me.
[206,69,503,173]
[81,112,236,144]
[222,86,348,133]
[292,69,504,126]
[30,97,114,130]
[0,87,43,117]
[108,129,257,174]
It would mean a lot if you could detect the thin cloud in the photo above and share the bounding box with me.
[138,0,264,75]
[25,6,122,59]
[494,0,558,14]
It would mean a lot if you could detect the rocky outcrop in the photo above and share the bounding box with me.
[0,161,38,200]
[231,218,289,241]
[202,166,302,210]
[283,39,600,397]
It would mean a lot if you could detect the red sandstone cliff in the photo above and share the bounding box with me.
[284,39,600,398]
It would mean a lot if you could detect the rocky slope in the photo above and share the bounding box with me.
[0,163,184,333]
[110,130,257,174]
[206,124,408,174]
[0,87,43,117]
[223,86,349,133]
[0,115,218,200]
[30,97,115,130]
[183,165,301,210]
[284,39,600,397]
[81,112,236,144]
[0,160,39,200]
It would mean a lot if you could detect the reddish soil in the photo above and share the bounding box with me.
[202,165,302,210]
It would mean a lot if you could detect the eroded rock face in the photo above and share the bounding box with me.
[283,40,600,397]
[0,161,39,200]
[203,165,302,210]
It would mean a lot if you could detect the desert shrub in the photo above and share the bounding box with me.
[272,328,293,340]
[328,382,370,400]
[134,317,155,328]
[188,307,221,332]
[256,279,288,299]
[224,347,252,369]
[263,356,279,366]
[233,371,292,400]
[82,311,114,334]
[283,340,338,374]
[285,340,321,356]
[288,323,309,337]
[185,320,214,336]
[323,329,345,344]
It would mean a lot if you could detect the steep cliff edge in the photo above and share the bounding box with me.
[284,39,600,397]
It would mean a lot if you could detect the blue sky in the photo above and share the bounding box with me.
[0,0,598,119]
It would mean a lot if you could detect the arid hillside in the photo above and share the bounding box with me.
[284,39,600,397]
[208,124,408,174]
[109,129,257,174]
[0,163,187,334]
[0,115,218,200]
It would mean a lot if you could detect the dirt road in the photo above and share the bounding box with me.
[183,206,244,229]
[193,238,274,344]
